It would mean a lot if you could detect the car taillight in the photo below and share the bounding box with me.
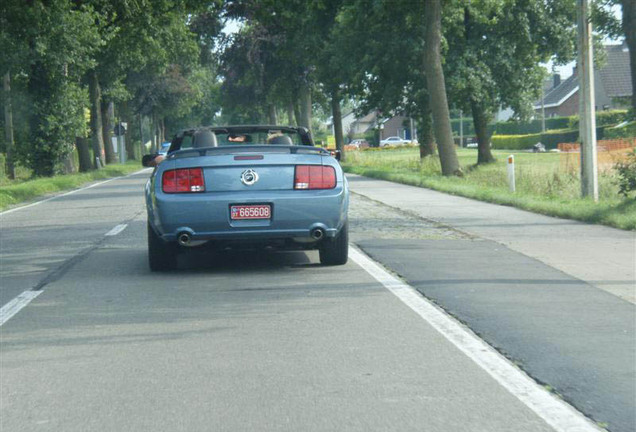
[162,168,205,193]
[294,165,336,189]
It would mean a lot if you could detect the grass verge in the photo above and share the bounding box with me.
[0,161,145,212]
[342,148,636,230]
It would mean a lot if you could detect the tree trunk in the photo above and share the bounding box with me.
[470,100,496,164]
[102,101,116,164]
[88,70,105,168]
[292,88,302,127]
[3,72,16,179]
[122,100,135,160]
[299,83,312,132]
[424,0,461,176]
[419,87,436,158]
[28,60,56,176]
[76,136,92,172]
[287,100,295,126]
[622,0,636,113]
[62,153,76,174]
[139,114,145,157]
[268,104,278,124]
[331,88,345,162]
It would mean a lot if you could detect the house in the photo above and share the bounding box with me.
[326,111,377,138]
[533,43,633,117]
[349,111,379,136]
[379,115,417,141]
[327,111,418,142]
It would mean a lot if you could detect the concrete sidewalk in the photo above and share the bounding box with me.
[346,174,636,304]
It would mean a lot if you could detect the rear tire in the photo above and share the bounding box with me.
[148,222,177,271]
[319,222,349,265]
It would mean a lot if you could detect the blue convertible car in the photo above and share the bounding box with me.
[143,125,349,271]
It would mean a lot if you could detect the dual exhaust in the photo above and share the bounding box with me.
[178,228,325,246]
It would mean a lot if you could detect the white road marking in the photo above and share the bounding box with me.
[349,245,602,432]
[0,290,43,327]
[0,168,152,217]
[105,224,128,236]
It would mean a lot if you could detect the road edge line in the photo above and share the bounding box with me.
[349,245,603,432]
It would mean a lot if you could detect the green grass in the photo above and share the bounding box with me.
[0,161,144,211]
[342,148,636,230]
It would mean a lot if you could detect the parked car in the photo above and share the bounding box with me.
[142,125,349,271]
[380,136,412,147]
[349,139,370,149]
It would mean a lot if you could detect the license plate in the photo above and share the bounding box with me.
[230,204,271,220]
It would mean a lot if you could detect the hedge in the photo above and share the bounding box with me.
[494,117,571,135]
[491,126,611,150]
[568,110,628,128]
[605,121,636,139]
[492,129,580,150]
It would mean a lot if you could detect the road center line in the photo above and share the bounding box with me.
[349,245,602,432]
[105,224,128,236]
[0,290,43,327]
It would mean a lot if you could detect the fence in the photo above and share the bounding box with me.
[558,138,636,172]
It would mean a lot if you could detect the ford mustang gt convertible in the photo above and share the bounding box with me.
[142,125,349,271]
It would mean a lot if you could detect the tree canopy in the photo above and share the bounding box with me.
[1,0,629,177]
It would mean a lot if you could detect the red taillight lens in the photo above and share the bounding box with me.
[294,165,336,190]
[162,168,205,193]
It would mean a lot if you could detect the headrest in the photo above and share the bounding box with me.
[268,135,293,145]
[193,130,218,148]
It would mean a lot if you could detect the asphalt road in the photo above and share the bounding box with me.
[0,170,631,431]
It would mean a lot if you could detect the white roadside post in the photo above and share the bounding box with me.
[507,155,516,193]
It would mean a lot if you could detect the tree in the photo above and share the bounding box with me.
[444,0,576,164]
[330,0,437,157]
[594,0,636,114]
[22,1,100,176]
[623,0,636,113]
[425,0,461,176]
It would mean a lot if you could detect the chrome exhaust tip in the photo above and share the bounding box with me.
[310,228,325,240]
[178,232,192,246]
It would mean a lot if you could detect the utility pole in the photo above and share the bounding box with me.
[577,0,598,201]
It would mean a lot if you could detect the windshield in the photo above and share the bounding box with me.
[174,128,306,152]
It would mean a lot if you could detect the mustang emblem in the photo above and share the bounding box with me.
[241,169,259,186]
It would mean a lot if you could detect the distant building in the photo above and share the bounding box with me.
[327,111,417,142]
[533,43,633,117]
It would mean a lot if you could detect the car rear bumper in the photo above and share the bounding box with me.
[148,187,348,243]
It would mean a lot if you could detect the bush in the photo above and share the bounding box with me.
[615,149,636,197]
[491,134,540,150]
[568,110,628,128]
[492,129,580,150]
[604,121,636,139]
[494,117,571,135]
